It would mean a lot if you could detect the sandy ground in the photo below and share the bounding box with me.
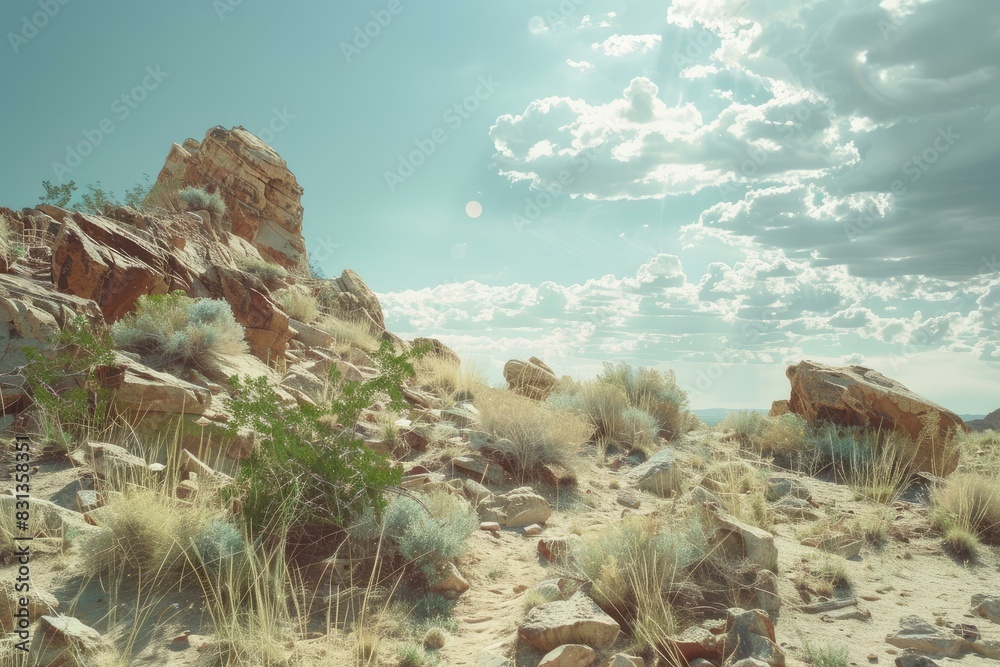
[4,428,1000,667]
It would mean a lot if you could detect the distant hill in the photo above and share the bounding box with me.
[692,408,769,426]
[964,409,999,431]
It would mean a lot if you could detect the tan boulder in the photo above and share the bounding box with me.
[784,360,966,474]
[503,357,558,400]
[318,269,386,332]
[480,487,551,528]
[153,126,308,273]
[519,591,620,652]
[96,353,212,415]
[769,400,789,417]
[28,615,110,667]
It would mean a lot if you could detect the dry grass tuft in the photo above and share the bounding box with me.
[318,315,381,353]
[274,287,320,323]
[476,387,592,481]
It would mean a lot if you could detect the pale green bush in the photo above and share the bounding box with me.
[111,292,247,370]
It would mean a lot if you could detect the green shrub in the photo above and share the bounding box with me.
[82,490,213,578]
[375,491,478,585]
[801,637,848,667]
[194,517,248,577]
[273,287,320,323]
[111,292,247,371]
[178,186,227,217]
[22,315,116,440]
[226,339,422,538]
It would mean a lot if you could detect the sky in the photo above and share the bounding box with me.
[1,0,998,412]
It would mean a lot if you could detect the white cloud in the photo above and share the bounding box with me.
[566,59,594,72]
[592,34,662,57]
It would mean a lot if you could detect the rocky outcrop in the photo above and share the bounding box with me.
[783,361,966,475]
[319,269,386,332]
[413,337,460,365]
[154,126,308,273]
[28,615,109,667]
[503,357,558,401]
[48,209,172,322]
[769,400,789,417]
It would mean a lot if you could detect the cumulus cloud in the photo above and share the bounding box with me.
[491,0,1000,280]
[592,34,663,56]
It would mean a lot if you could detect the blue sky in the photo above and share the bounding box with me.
[2,0,998,411]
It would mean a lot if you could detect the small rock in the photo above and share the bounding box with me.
[451,454,505,485]
[604,655,644,667]
[972,594,1000,624]
[538,644,597,667]
[171,631,191,643]
[28,615,110,667]
[537,536,579,565]
[428,562,470,600]
[480,487,551,528]
[772,496,820,521]
[616,490,641,509]
[519,591,621,651]
[477,650,513,667]
[464,478,494,506]
[626,449,682,497]
[524,524,543,536]
[1,582,58,633]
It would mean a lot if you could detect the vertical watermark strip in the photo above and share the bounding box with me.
[12,433,33,653]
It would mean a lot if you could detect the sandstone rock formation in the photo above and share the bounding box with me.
[783,361,966,474]
[153,126,308,273]
[503,356,558,400]
[319,269,386,332]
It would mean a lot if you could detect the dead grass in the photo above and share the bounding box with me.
[413,355,483,405]
[932,472,1000,550]
[700,458,774,531]
[274,287,320,323]
[318,315,381,354]
[476,387,592,482]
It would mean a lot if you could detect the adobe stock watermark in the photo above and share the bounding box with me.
[509,144,604,233]
[341,0,409,63]
[50,65,169,181]
[255,107,295,145]
[7,0,71,54]
[214,0,244,21]
[384,75,501,192]
[844,126,960,241]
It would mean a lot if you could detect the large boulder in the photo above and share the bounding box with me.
[784,361,966,474]
[519,591,621,652]
[49,211,172,322]
[318,269,386,332]
[503,357,558,400]
[153,126,308,273]
[627,449,682,497]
